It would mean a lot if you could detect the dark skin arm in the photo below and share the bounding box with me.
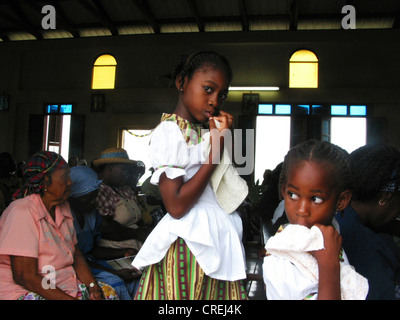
[159,112,233,219]
[73,245,104,300]
[100,215,149,242]
[91,245,136,260]
[11,255,77,300]
[311,224,342,300]
[86,259,142,282]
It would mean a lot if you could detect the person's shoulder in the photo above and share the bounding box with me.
[97,182,113,193]
[151,121,185,145]
[1,195,39,223]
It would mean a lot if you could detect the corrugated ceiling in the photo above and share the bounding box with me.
[0,0,399,42]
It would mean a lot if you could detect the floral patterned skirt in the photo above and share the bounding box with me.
[17,281,118,300]
[134,237,248,300]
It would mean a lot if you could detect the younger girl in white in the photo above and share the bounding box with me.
[262,139,369,300]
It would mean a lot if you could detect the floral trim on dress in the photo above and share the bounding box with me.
[161,113,203,146]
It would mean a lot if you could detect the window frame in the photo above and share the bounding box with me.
[91,53,117,90]
[289,49,319,88]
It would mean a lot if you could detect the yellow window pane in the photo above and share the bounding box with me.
[290,50,318,62]
[92,66,116,89]
[94,54,117,66]
[289,62,318,88]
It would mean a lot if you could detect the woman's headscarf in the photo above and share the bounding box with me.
[69,166,102,198]
[13,151,68,200]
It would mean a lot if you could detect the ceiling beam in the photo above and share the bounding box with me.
[50,0,80,37]
[77,0,119,35]
[238,0,249,31]
[131,0,160,34]
[289,0,299,31]
[5,0,43,39]
[186,0,204,32]
[24,0,80,38]
[0,32,9,42]
[392,7,400,29]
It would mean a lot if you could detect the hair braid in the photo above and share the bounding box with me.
[349,144,400,201]
[172,50,233,89]
[279,139,352,194]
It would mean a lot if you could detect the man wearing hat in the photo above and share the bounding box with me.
[92,148,150,253]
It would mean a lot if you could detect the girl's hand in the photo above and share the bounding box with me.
[311,223,342,300]
[311,224,342,266]
[209,110,234,132]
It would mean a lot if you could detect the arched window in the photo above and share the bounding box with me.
[289,50,318,88]
[92,54,117,89]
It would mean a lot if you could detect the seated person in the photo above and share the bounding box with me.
[68,166,141,299]
[336,144,400,300]
[0,151,117,300]
[0,152,22,215]
[92,148,150,252]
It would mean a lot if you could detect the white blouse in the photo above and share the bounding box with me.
[132,121,247,281]
[263,223,369,300]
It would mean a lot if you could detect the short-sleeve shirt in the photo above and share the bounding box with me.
[0,194,78,300]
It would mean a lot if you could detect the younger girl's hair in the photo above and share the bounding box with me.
[279,139,352,194]
[172,50,233,89]
[349,144,400,201]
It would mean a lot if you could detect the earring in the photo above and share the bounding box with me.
[179,88,184,93]
[378,199,386,206]
[44,187,48,192]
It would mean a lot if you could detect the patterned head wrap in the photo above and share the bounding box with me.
[13,151,68,200]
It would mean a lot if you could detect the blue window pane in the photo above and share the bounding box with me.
[350,105,366,116]
[258,104,273,114]
[298,105,310,114]
[47,104,59,113]
[275,104,291,115]
[331,105,347,116]
[60,104,73,114]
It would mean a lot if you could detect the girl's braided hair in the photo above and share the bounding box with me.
[279,139,352,195]
[172,50,233,89]
[349,144,400,201]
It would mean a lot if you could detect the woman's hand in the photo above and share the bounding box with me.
[115,268,142,282]
[88,283,104,300]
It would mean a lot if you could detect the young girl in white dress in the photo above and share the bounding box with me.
[132,51,248,300]
[263,139,369,300]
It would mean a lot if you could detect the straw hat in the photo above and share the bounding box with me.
[92,147,137,167]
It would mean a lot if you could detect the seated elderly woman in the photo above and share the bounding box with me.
[93,148,151,252]
[68,166,141,300]
[0,151,118,300]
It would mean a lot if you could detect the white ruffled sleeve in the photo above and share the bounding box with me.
[150,121,189,185]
